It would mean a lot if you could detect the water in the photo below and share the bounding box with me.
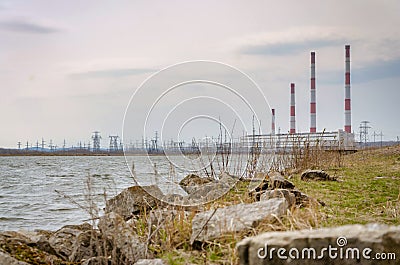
[0,153,269,231]
[0,155,186,231]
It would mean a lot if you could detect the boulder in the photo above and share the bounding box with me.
[179,174,214,194]
[98,212,147,263]
[48,222,97,262]
[237,223,400,265]
[269,173,295,190]
[0,231,65,264]
[187,181,230,202]
[134,259,166,265]
[0,249,31,265]
[301,169,336,181]
[260,189,296,208]
[190,198,288,243]
[81,256,109,265]
[105,185,164,219]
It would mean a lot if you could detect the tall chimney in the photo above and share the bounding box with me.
[310,52,316,133]
[345,45,351,133]
[271,108,276,135]
[290,83,296,134]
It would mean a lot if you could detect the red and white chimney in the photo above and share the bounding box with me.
[310,52,316,133]
[345,45,351,133]
[271,108,276,135]
[290,83,296,134]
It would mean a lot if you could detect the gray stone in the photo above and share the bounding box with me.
[237,223,400,265]
[98,212,147,263]
[134,258,166,265]
[0,231,65,264]
[105,185,164,219]
[187,181,230,202]
[301,169,336,181]
[48,222,94,262]
[269,173,295,189]
[179,174,214,194]
[190,198,288,243]
[0,249,31,265]
[81,256,109,265]
[260,189,296,208]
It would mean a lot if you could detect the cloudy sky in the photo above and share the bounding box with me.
[1,0,399,148]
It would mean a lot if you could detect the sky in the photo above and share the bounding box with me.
[1,0,400,148]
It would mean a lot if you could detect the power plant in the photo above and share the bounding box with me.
[244,44,356,152]
[10,45,361,155]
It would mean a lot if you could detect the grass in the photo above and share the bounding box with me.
[292,145,400,226]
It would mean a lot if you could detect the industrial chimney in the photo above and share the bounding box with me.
[345,45,351,133]
[310,52,316,133]
[271,108,276,135]
[290,83,296,134]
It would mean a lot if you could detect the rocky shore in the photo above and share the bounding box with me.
[1,170,399,264]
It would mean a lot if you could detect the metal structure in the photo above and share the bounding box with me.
[359,121,371,146]
[92,131,101,151]
[290,83,296,134]
[310,51,316,133]
[109,135,120,151]
[345,45,352,133]
[242,130,355,152]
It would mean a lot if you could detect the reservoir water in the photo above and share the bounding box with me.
[0,155,185,231]
[0,154,256,231]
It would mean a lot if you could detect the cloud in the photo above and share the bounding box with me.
[69,68,157,79]
[241,38,345,56]
[318,58,400,85]
[0,19,61,34]
[353,59,400,83]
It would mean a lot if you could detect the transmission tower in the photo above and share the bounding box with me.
[359,121,371,147]
[109,135,119,152]
[92,131,101,151]
[17,142,21,150]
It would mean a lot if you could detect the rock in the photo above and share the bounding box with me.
[105,185,164,219]
[260,189,296,208]
[179,174,214,194]
[81,256,109,265]
[0,231,65,264]
[218,172,239,185]
[248,175,269,201]
[134,258,166,265]
[161,193,185,205]
[0,249,31,265]
[290,190,316,206]
[237,223,400,265]
[48,222,96,262]
[269,173,295,189]
[187,181,230,202]
[190,198,288,243]
[98,212,147,263]
[301,169,337,181]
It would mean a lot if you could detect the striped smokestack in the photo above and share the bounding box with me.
[310,52,316,133]
[271,108,276,135]
[345,45,351,133]
[290,83,296,134]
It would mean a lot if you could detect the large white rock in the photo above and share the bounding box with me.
[190,198,288,243]
[237,223,400,265]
